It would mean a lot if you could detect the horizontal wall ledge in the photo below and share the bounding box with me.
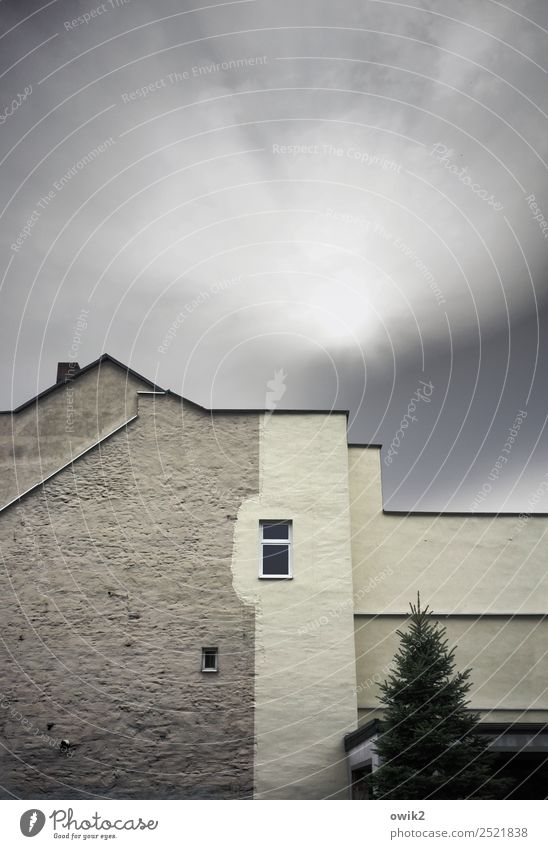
[382,510,548,517]
[357,707,548,714]
[345,718,548,751]
[354,612,548,619]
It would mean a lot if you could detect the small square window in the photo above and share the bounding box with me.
[201,647,218,672]
[260,520,292,578]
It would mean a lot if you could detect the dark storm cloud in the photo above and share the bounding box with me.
[1,0,547,508]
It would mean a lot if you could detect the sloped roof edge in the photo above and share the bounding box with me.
[0,415,138,514]
[0,353,166,414]
[0,353,350,416]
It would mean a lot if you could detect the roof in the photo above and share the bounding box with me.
[0,353,350,514]
[0,353,350,417]
[0,353,164,414]
[2,355,543,517]
[343,718,548,752]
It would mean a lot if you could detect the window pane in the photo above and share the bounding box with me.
[202,648,218,671]
[262,522,290,540]
[262,543,289,575]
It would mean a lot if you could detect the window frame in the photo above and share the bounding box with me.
[259,520,293,580]
[201,646,219,673]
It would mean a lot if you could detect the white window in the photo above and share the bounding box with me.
[201,647,218,672]
[260,520,292,578]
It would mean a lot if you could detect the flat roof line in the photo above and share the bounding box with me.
[354,612,548,619]
[344,717,548,751]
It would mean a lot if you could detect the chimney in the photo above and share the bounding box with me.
[56,362,80,383]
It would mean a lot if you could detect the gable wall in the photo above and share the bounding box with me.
[0,360,153,508]
[0,394,260,799]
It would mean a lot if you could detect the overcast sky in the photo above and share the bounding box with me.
[1,0,547,510]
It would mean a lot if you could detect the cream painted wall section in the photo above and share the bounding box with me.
[348,447,548,614]
[355,616,548,713]
[232,413,358,799]
[349,446,548,725]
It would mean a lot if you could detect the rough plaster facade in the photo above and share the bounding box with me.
[0,372,260,799]
[0,357,154,508]
[1,358,546,800]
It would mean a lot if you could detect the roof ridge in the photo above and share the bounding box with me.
[0,353,165,414]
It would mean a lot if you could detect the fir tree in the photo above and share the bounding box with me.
[369,594,511,799]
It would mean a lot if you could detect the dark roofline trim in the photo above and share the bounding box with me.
[382,509,548,517]
[0,353,351,417]
[344,718,548,751]
[142,388,349,415]
[0,353,165,414]
[344,719,381,751]
[197,407,349,415]
[354,612,548,619]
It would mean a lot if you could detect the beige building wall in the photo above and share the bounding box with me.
[0,358,153,509]
[349,446,548,726]
[355,617,548,725]
[232,413,358,799]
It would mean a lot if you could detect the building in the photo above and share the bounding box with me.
[0,355,546,799]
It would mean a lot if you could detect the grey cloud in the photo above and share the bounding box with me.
[1,0,547,508]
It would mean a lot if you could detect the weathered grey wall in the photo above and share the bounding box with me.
[0,391,260,799]
[0,360,152,509]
